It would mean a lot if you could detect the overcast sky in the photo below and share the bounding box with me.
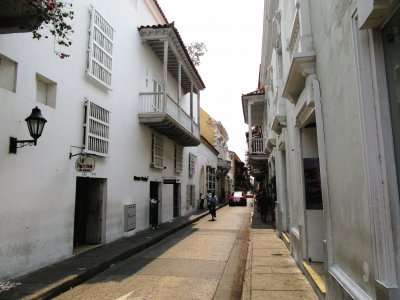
[157,0,264,162]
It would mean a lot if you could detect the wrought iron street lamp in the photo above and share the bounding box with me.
[9,106,47,154]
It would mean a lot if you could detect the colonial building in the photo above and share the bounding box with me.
[199,108,231,201]
[0,0,205,281]
[245,0,400,299]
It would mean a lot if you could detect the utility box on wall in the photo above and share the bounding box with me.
[124,204,136,232]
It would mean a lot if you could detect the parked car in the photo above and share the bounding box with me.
[229,191,247,206]
[246,191,254,198]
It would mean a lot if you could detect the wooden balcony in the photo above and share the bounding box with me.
[248,137,268,164]
[138,92,200,146]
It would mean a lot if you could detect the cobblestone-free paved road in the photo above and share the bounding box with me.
[55,204,252,300]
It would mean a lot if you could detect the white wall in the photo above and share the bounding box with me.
[0,0,202,280]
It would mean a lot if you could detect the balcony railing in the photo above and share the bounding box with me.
[139,92,199,140]
[217,158,232,170]
[251,137,267,154]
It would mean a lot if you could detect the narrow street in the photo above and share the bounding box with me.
[54,204,252,300]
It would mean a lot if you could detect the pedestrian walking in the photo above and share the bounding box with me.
[208,192,217,221]
[150,197,160,229]
[259,189,268,223]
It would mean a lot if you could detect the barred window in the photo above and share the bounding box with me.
[175,145,183,173]
[151,134,164,168]
[186,184,195,207]
[189,153,196,176]
[83,99,110,156]
[87,7,113,89]
[206,166,216,193]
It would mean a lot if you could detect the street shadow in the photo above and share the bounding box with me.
[251,204,275,229]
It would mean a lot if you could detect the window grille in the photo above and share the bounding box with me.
[87,7,113,89]
[186,184,195,207]
[175,145,183,173]
[84,100,110,156]
[206,166,216,193]
[151,134,164,168]
[189,153,196,176]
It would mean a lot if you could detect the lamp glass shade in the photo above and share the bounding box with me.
[25,106,47,140]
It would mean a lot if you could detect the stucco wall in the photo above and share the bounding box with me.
[0,0,202,281]
[309,0,375,296]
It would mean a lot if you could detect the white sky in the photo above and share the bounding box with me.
[157,0,264,162]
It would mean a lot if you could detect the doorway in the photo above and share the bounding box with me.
[301,126,324,262]
[149,181,161,225]
[73,177,105,248]
[173,183,180,217]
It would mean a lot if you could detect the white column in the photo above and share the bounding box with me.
[248,100,253,153]
[178,62,182,104]
[197,89,200,125]
[190,83,194,133]
[163,39,168,111]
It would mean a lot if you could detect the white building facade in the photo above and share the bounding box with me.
[0,0,205,281]
[245,0,400,299]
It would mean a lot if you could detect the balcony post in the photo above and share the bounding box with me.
[248,100,253,153]
[163,39,169,112]
[178,62,182,104]
[197,89,200,136]
[190,83,194,133]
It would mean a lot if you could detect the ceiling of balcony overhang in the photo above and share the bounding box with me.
[242,90,266,125]
[0,0,43,33]
[139,24,205,94]
[138,113,200,146]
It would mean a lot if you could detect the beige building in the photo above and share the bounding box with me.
[198,108,231,201]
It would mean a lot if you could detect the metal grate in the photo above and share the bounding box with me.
[186,185,195,207]
[84,100,110,156]
[189,153,196,176]
[124,204,136,232]
[87,7,113,89]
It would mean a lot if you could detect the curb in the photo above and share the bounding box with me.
[241,214,253,300]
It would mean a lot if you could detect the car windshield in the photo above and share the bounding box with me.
[232,192,243,197]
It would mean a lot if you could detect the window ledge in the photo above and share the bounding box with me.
[282,51,316,103]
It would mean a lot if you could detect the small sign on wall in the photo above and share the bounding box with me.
[75,155,96,173]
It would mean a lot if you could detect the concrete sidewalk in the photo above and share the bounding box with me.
[241,208,319,300]
[0,205,224,300]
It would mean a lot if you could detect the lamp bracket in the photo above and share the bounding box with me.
[69,146,85,160]
[9,137,37,154]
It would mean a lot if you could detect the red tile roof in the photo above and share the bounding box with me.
[152,0,169,23]
[138,22,206,89]
[243,87,265,96]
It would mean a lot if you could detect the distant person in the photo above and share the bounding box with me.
[208,192,217,221]
[200,192,205,209]
[259,190,268,223]
[150,197,160,229]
